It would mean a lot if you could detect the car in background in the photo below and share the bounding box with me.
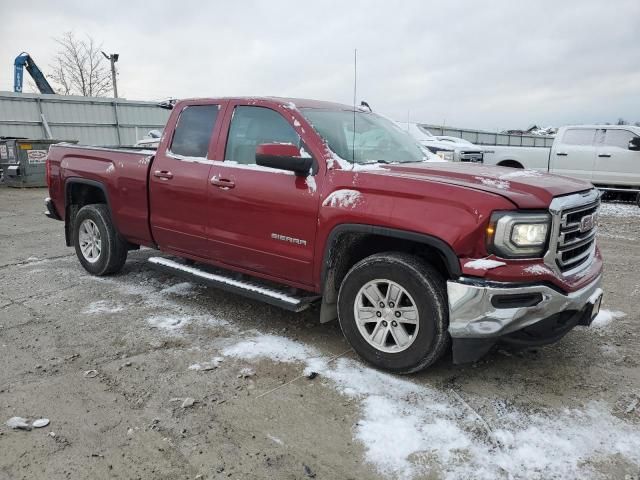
[134,129,163,149]
[483,125,640,205]
[397,122,484,163]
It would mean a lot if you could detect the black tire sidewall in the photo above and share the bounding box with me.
[73,205,114,275]
[338,255,448,373]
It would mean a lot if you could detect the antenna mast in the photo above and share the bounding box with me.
[352,48,357,164]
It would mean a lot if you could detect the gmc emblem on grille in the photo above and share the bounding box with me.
[579,213,596,232]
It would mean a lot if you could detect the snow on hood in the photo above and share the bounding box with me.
[354,162,594,209]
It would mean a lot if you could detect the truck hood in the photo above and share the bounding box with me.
[363,162,593,209]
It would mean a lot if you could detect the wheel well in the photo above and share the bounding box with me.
[319,229,458,322]
[64,181,109,246]
[497,160,524,169]
[67,182,107,207]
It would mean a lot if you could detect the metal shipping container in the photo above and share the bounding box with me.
[0,138,76,187]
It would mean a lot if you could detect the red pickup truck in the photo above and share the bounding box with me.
[45,96,604,373]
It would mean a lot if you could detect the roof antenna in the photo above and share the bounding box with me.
[352,48,357,165]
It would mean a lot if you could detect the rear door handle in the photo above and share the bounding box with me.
[556,152,568,156]
[598,153,611,158]
[210,176,235,189]
[153,170,173,180]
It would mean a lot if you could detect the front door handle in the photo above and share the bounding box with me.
[153,170,173,180]
[556,152,568,156]
[210,176,235,189]
[598,153,611,158]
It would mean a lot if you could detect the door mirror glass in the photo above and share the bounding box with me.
[629,136,640,151]
[256,143,312,176]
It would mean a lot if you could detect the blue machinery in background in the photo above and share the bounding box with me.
[13,52,55,94]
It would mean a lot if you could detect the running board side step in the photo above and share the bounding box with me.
[148,257,320,312]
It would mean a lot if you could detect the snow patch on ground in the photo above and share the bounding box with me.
[599,202,640,218]
[90,274,233,336]
[592,309,626,328]
[222,334,640,479]
[223,334,319,363]
[322,189,362,208]
[188,357,224,371]
[464,258,506,270]
[475,176,511,190]
[159,282,196,296]
[267,434,284,445]
[146,315,192,332]
[84,300,125,314]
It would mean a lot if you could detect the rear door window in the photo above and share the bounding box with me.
[561,129,596,146]
[225,106,300,165]
[170,105,220,158]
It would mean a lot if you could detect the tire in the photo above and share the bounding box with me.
[73,204,127,276]
[337,252,449,374]
[636,192,640,208]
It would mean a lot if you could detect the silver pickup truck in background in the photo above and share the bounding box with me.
[483,125,640,205]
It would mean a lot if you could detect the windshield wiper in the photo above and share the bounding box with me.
[361,159,393,164]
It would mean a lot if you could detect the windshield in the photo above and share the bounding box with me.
[301,108,427,164]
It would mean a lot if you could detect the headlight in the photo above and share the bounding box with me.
[488,212,550,258]
[435,150,454,161]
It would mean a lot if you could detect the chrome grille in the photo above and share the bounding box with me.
[545,191,600,275]
[459,151,484,163]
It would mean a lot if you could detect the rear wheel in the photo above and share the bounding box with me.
[337,252,449,373]
[636,192,640,208]
[73,204,127,275]
[498,160,524,169]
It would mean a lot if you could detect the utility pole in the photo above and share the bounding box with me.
[101,51,119,98]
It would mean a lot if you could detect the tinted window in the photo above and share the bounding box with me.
[225,106,299,164]
[561,129,596,146]
[170,105,219,158]
[603,129,636,149]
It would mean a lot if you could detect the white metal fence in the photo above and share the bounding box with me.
[0,91,170,146]
[421,124,555,147]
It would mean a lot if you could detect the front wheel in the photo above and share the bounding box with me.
[337,252,450,374]
[73,204,127,276]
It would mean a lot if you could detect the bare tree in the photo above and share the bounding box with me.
[49,32,113,97]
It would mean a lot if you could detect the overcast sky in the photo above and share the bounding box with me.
[2,0,639,130]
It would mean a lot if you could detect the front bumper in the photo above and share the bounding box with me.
[447,275,602,362]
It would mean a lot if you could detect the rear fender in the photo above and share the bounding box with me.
[64,178,112,246]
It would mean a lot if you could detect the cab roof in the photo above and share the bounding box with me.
[176,96,357,111]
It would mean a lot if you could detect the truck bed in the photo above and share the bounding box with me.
[47,144,156,247]
[482,145,551,170]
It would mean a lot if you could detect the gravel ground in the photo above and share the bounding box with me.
[1,187,639,480]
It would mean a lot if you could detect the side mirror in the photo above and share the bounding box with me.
[255,143,312,176]
[629,136,640,151]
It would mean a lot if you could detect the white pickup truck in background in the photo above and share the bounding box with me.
[397,122,484,163]
[483,125,640,204]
